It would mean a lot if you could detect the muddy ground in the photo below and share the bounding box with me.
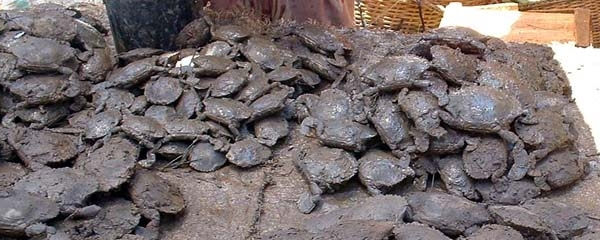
[1,2,600,240]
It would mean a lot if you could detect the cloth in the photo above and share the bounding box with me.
[205,0,354,27]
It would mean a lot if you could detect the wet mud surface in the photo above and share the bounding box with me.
[0,4,599,240]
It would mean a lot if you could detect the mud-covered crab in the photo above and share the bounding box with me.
[201,98,253,139]
[397,88,446,137]
[367,94,424,157]
[514,109,572,160]
[13,168,101,217]
[294,24,351,67]
[293,144,357,213]
[439,86,531,180]
[128,170,185,240]
[8,74,84,108]
[95,57,166,90]
[0,190,60,237]
[358,149,414,195]
[361,55,431,96]
[7,35,78,74]
[462,136,508,181]
[435,154,479,200]
[241,37,292,70]
[528,148,585,191]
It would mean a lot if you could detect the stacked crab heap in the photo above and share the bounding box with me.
[0,4,596,240]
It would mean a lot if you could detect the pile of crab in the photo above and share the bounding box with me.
[0,4,597,240]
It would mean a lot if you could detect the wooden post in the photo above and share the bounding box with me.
[574,8,591,48]
[103,0,194,53]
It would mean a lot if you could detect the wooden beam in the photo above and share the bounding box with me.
[574,8,592,47]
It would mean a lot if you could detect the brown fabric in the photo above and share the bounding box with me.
[205,0,354,27]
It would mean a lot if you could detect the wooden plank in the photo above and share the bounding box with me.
[467,2,518,11]
[440,3,577,45]
[574,8,592,47]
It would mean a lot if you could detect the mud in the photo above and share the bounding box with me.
[0,4,597,240]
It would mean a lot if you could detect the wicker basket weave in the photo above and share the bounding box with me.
[354,0,500,33]
[519,0,599,47]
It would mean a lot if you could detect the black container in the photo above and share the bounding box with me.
[103,0,194,53]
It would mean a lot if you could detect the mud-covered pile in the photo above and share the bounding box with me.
[0,4,596,240]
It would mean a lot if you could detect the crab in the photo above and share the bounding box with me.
[467,224,525,240]
[266,66,302,83]
[358,149,414,195]
[0,190,60,237]
[8,74,84,108]
[301,118,376,152]
[175,88,202,119]
[528,148,585,191]
[397,88,447,137]
[159,118,215,145]
[130,95,149,115]
[367,94,424,157]
[435,154,479,200]
[393,223,451,240]
[422,26,489,55]
[199,41,234,58]
[188,142,228,172]
[117,48,164,65]
[254,115,289,147]
[476,60,536,109]
[84,109,122,140]
[294,24,351,67]
[7,35,78,74]
[226,137,272,168]
[241,37,292,70]
[0,52,20,82]
[206,69,249,97]
[2,104,69,129]
[92,88,135,113]
[430,45,479,85]
[144,76,184,105]
[74,18,107,51]
[439,86,531,180]
[74,136,138,192]
[462,136,508,181]
[514,109,573,160]
[406,192,491,236]
[107,111,166,167]
[294,89,352,122]
[428,128,466,155]
[422,71,449,106]
[300,52,346,85]
[80,48,114,83]
[293,144,358,213]
[127,170,185,240]
[475,178,540,205]
[4,127,78,170]
[13,168,101,218]
[95,57,166,90]
[201,98,253,139]
[144,105,177,125]
[211,24,251,44]
[235,63,279,103]
[248,86,292,121]
[361,55,432,96]
[190,55,236,77]
[175,18,211,48]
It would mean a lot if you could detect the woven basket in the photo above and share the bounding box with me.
[519,0,600,47]
[355,0,500,33]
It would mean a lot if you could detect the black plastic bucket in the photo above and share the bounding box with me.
[103,0,194,53]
